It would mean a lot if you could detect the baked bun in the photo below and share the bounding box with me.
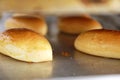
[0,28,52,62]
[58,16,102,34]
[5,16,47,35]
[12,13,43,18]
[79,14,92,18]
[12,13,32,17]
[1,0,120,15]
[74,29,120,59]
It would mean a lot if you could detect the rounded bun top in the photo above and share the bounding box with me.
[58,15,102,34]
[5,16,47,35]
[74,29,120,59]
[2,28,50,50]
[13,16,45,29]
[59,16,101,27]
[75,29,120,46]
[0,28,52,62]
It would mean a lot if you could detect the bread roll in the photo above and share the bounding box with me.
[5,16,47,35]
[58,15,102,34]
[0,28,52,62]
[74,29,120,59]
[79,14,92,18]
[0,0,120,15]
[12,13,43,18]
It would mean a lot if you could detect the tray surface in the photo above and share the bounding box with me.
[0,13,120,80]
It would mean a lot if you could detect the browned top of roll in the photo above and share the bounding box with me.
[5,16,48,35]
[78,29,120,46]
[58,15,102,34]
[81,0,110,6]
[60,16,100,24]
[11,16,45,29]
[2,28,50,50]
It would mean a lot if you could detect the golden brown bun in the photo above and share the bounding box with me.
[81,0,110,6]
[5,16,47,35]
[13,13,33,17]
[12,13,44,18]
[74,29,120,59]
[58,16,102,34]
[0,28,52,62]
[79,14,92,18]
[0,0,120,15]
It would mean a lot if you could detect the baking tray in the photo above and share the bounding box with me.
[0,13,120,80]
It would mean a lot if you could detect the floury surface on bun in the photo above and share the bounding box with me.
[0,28,52,62]
[5,16,47,35]
[74,29,120,59]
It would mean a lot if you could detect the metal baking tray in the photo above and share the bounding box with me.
[0,13,120,80]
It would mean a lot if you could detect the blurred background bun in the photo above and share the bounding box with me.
[5,15,47,35]
[58,15,102,34]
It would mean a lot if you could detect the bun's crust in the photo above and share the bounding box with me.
[0,28,52,62]
[74,29,120,59]
[81,0,109,6]
[0,0,120,15]
[5,16,47,35]
[58,16,102,34]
